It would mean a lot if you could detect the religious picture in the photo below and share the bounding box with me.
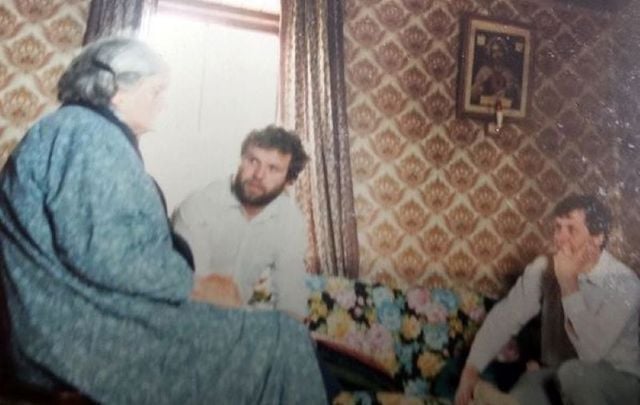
[458,15,533,120]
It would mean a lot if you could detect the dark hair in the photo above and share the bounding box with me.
[240,125,309,182]
[552,194,612,247]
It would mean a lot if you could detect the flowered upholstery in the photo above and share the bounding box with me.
[306,276,489,404]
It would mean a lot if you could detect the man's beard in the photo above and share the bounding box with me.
[232,174,286,208]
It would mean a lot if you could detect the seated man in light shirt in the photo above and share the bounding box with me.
[455,194,640,405]
[172,125,310,318]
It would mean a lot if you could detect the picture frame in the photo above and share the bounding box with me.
[457,15,533,121]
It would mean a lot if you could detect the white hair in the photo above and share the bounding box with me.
[58,37,166,108]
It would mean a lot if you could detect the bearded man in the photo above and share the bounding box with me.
[172,126,309,318]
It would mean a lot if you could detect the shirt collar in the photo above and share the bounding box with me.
[581,249,612,286]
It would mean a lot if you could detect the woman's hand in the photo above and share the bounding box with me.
[191,274,242,308]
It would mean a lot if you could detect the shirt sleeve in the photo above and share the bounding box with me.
[171,200,213,275]
[562,268,640,362]
[272,203,308,318]
[46,120,193,302]
[466,255,547,371]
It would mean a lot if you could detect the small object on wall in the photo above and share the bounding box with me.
[495,99,504,128]
[487,99,503,134]
[457,14,534,124]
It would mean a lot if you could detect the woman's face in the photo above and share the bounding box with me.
[111,72,169,135]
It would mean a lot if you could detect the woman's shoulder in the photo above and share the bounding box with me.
[46,105,117,133]
[9,107,110,164]
[11,105,139,180]
[33,105,132,154]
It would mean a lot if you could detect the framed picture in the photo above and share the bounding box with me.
[457,15,533,121]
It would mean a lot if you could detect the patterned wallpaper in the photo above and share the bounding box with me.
[344,0,627,296]
[0,0,88,168]
[0,0,636,297]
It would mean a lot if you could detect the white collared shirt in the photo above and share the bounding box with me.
[171,178,308,317]
[467,251,640,377]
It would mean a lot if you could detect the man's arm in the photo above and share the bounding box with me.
[455,255,547,405]
[553,243,640,362]
[272,204,308,319]
[562,261,640,362]
[171,200,212,274]
[172,195,244,307]
[553,240,599,297]
[466,255,546,370]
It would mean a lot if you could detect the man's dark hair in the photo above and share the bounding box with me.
[552,194,612,247]
[240,125,309,182]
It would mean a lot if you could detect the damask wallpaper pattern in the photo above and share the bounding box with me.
[344,0,626,296]
[0,0,635,298]
[0,0,88,168]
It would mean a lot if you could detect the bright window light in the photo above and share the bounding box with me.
[140,7,280,213]
[204,0,280,13]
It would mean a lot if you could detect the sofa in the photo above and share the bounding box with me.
[305,275,494,405]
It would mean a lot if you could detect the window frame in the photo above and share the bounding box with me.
[157,0,279,35]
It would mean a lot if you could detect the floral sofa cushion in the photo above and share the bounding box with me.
[306,275,488,402]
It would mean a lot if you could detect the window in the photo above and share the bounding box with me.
[140,0,280,212]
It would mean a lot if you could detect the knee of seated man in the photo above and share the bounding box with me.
[556,359,593,393]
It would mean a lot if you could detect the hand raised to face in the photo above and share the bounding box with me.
[553,237,600,296]
[551,208,603,295]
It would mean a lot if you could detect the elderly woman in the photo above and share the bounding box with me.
[0,38,327,404]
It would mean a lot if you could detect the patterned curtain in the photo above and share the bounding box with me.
[278,0,359,278]
[83,0,158,43]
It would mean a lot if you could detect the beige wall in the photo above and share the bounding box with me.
[345,0,625,296]
[0,0,88,167]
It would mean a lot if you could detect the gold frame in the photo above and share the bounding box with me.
[457,14,533,121]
